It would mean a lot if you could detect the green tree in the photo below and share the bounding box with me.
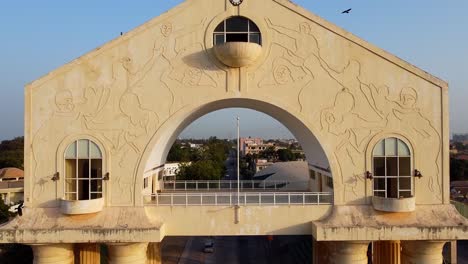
[0,137,24,169]
[177,160,223,180]
[277,148,295,162]
[0,197,9,224]
[260,146,277,161]
[451,158,468,182]
[169,138,233,180]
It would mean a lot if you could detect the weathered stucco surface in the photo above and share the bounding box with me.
[7,0,462,244]
[313,205,468,241]
[0,207,163,243]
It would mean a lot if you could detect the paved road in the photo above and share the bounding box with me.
[170,236,468,263]
[161,237,189,264]
[224,150,237,181]
[176,236,312,264]
[179,236,270,264]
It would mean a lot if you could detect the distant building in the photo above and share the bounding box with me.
[240,137,263,155]
[189,143,202,149]
[255,159,273,172]
[253,161,309,191]
[162,162,191,181]
[450,144,459,155]
[0,168,24,205]
[451,181,468,202]
[453,133,468,142]
[308,165,333,193]
[454,154,468,161]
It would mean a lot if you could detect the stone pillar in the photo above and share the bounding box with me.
[401,240,447,264]
[107,243,148,264]
[330,241,370,264]
[147,242,162,264]
[75,243,100,264]
[31,244,74,264]
[449,241,458,264]
[373,241,401,264]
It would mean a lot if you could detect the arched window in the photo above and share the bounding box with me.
[372,137,412,198]
[64,139,103,201]
[213,16,261,45]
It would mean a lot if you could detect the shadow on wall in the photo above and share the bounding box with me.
[181,48,221,72]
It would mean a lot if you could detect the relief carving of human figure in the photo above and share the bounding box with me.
[365,83,442,201]
[32,87,99,203]
[265,19,321,78]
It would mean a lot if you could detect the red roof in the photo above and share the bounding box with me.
[0,168,24,179]
[455,155,468,161]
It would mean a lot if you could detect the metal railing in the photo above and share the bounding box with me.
[161,180,308,191]
[144,192,333,206]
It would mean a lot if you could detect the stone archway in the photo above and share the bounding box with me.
[135,97,341,206]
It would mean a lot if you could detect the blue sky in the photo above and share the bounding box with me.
[0,0,467,140]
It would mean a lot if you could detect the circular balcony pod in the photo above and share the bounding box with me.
[213,42,262,68]
[372,196,416,213]
[60,197,104,215]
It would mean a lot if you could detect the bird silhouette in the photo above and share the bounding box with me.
[342,8,352,14]
[17,202,24,216]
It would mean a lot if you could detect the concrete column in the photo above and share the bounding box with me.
[146,242,162,264]
[31,244,74,264]
[75,243,100,264]
[401,240,447,264]
[330,241,369,264]
[449,241,458,264]
[107,243,148,264]
[373,241,401,264]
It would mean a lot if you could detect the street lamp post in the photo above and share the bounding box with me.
[235,116,241,224]
[237,116,240,206]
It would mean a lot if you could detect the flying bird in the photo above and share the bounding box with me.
[342,8,352,14]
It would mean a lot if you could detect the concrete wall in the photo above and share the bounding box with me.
[146,205,332,237]
[24,0,448,209]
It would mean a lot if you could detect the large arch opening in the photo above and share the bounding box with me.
[138,98,335,205]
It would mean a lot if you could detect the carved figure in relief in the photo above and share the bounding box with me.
[160,23,172,37]
[85,92,157,158]
[161,45,219,112]
[320,88,386,201]
[151,18,207,63]
[259,55,308,87]
[256,51,312,111]
[32,88,84,202]
[265,19,321,78]
[55,90,76,113]
[273,65,293,84]
[321,89,386,153]
[319,59,384,122]
[392,88,441,200]
[79,65,111,118]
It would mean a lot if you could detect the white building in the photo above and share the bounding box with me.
[0,168,25,205]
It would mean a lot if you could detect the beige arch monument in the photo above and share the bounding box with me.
[1,0,467,263]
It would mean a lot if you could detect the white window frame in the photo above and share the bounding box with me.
[64,139,103,201]
[213,17,261,45]
[372,137,413,199]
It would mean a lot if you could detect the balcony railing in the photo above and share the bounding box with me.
[161,180,308,191]
[0,181,24,189]
[144,192,333,206]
